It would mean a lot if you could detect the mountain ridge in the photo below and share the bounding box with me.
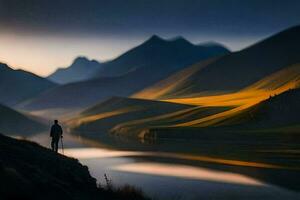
[48,56,102,84]
[21,36,229,111]
[0,62,57,106]
[93,35,230,78]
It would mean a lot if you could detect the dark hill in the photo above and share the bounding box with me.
[0,104,46,135]
[0,63,57,106]
[0,134,149,200]
[48,57,102,84]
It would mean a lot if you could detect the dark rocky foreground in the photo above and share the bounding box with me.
[0,134,149,200]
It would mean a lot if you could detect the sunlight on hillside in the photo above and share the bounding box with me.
[72,63,300,135]
[132,59,215,99]
[67,107,141,127]
[164,64,300,127]
[111,107,199,129]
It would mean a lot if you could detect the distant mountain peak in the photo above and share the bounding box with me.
[73,56,91,64]
[145,35,194,47]
[0,62,10,70]
[146,35,166,44]
[70,56,101,68]
[48,56,102,84]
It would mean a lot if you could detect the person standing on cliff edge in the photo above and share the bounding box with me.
[50,119,63,153]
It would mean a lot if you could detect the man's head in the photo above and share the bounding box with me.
[54,119,58,124]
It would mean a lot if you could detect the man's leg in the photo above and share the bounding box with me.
[55,139,59,152]
[51,138,55,151]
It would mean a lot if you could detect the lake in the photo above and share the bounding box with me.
[27,132,300,200]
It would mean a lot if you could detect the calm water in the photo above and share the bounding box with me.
[27,133,300,200]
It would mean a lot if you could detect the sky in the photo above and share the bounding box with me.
[0,0,300,76]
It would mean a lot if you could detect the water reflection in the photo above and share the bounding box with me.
[64,147,286,169]
[113,162,264,186]
[64,148,143,159]
[64,148,264,185]
[27,133,300,200]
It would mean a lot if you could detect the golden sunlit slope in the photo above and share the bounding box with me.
[134,25,300,100]
[215,88,300,129]
[163,63,300,127]
[132,58,219,99]
[165,63,300,107]
[110,106,231,138]
[68,97,193,137]
[111,63,300,137]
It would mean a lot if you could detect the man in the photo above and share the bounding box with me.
[50,120,63,152]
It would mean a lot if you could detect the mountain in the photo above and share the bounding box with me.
[94,35,229,78]
[68,96,193,138]
[0,134,148,200]
[48,57,102,84]
[111,62,300,138]
[20,36,229,112]
[0,63,57,106]
[0,104,46,135]
[134,26,300,99]
[60,25,300,140]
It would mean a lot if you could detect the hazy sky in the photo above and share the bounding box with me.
[0,0,300,76]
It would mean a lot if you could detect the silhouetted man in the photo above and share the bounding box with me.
[50,120,63,152]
